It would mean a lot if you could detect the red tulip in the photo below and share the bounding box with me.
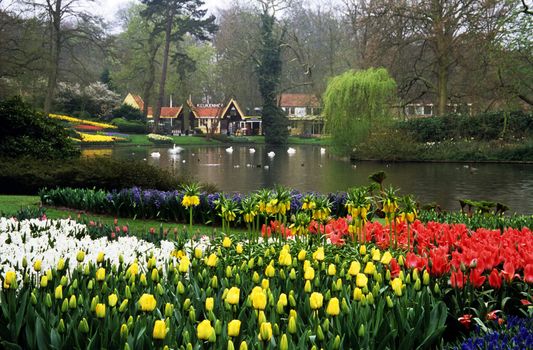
[524,264,533,284]
[488,269,502,289]
[450,270,465,289]
[502,261,515,283]
[458,314,473,330]
[469,268,486,288]
[389,258,400,278]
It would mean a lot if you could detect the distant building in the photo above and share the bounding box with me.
[122,93,184,132]
[188,98,250,135]
[279,93,324,135]
[401,101,473,118]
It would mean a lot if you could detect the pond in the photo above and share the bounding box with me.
[82,144,533,213]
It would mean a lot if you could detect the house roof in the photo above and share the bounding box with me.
[188,99,245,120]
[279,93,320,108]
[132,94,145,110]
[147,106,183,119]
[219,98,245,120]
[193,105,224,118]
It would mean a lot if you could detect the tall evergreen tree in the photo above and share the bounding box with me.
[140,0,216,132]
[256,2,288,145]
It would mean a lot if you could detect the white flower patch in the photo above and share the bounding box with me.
[0,217,184,287]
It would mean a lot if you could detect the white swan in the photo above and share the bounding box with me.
[287,147,296,154]
[168,144,183,154]
[267,151,275,158]
[320,147,326,155]
[249,148,256,154]
[226,146,234,153]
[150,152,160,158]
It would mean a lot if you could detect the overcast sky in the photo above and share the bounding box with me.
[94,0,232,22]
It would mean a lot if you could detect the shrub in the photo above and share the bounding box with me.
[0,157,191,195]
[111,118,147,134]
[398,111,533,142]
[0,96,79,159]
[110,104,145,122]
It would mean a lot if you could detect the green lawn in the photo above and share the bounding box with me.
[119,134,328,147]
[0,195,235,237]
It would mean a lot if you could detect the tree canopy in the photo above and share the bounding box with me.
[324,68,397,154]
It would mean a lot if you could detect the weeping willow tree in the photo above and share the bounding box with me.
[324,68,397,155]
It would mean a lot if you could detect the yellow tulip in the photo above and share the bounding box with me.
[304,280,312,293]
[55,285,63,300]
[179,257,190,273]
[353,287,363,301]
[226,287,240,305]
[153,320,167,340]
[304,267,315,280]
[127,262,139,276]
[251,289,267,310]
[309,292,324,309]
[95,268,105,281]
[326,297,340,316]
[194,247,203,259]
[372,249,381,261]
[206,253,218,267]
[3,271,16,289]
[380,251,393,265]
[138,293,157,312]
[278,250,292,266]
[259,322,273,341]
[327,264,336,276]
[95,303,106,318]
[205,297,214,311]
[108,294,118,307]
[40,276,48,288]
[391,278,403,296]
[97,251,105,264]
[33,259,42,272]
[312,247,325,261]
[356,273,368,288]
[297,250,307,261]
[261,279,269,290]
[57,258,65,271]
[223,237,232,248]
[348,261,361,276]
[265,264,275,278]
[76,251,85,262]
[288,316,297,334]
[359,245,367,255]
[236,244,243,254]
[363,262,376,275]
[197,319,214,340]
[228,319,241,337]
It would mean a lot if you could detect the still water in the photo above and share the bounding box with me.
[82,145,533,213]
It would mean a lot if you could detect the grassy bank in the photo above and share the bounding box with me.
[115,134,328,147]
[351,134,533,162]
[0,195,233,236]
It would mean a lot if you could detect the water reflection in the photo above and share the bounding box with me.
[82,145,533,213]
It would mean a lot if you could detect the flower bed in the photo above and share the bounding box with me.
[49,114,117,129]
[76,132,126,143]
[40,187,533,231]
[1,216,531,349]
[148,133,173,144]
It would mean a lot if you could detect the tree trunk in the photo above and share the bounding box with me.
[436,59,448,116]
[142,40,160,118]
[43,0,62,115]
[153,9,174,133]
